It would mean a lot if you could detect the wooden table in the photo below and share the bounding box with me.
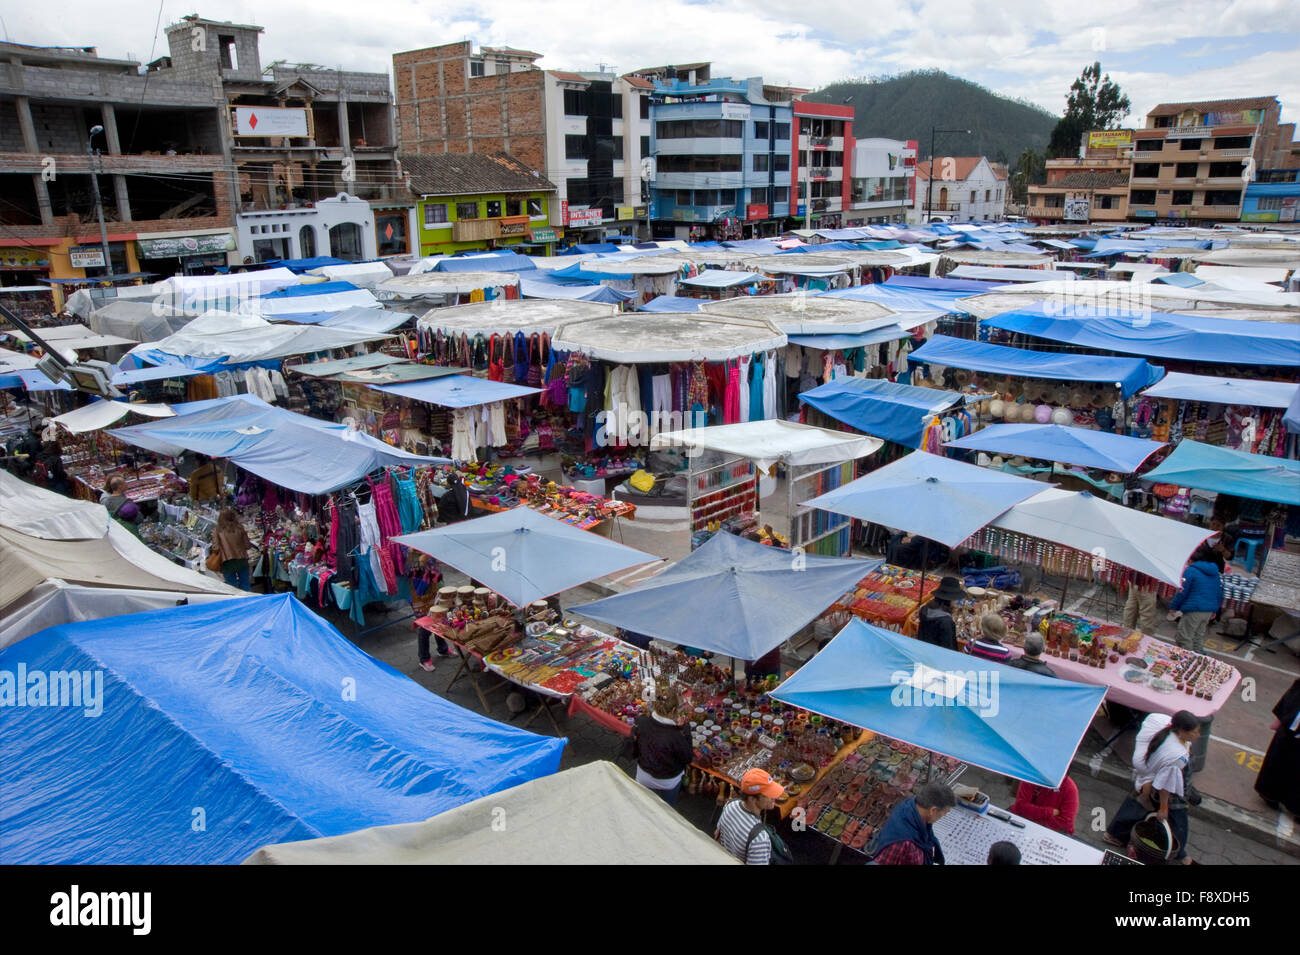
[1246,549,1300,652]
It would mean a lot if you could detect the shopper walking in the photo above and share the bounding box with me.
[1167,545,1222,655]
[627,686,693,807]
[214,508,255,590]
[868,781,955,865]
[1254,678,1300,816]
[715,769,786,864]
[1104,710,1200,863]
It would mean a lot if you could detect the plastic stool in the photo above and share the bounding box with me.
[1233,537,1263,574]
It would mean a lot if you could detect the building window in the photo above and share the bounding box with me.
[774,123,790,140]
[1136,139,1164,151]
[1257,196,1284,210]
[657,154,743,173]
[1214,136,1252,150]
[563,89,588,116]
[655,119,744,138]
[754,121,769,140]
[970,190,976,203]
[424,203,448,225]
[298,225,316,257]
[469,59,485,78]
[1179,138,1202,151]
[1205,189,1242,206]
[639,96,650,120]
[486,200,502,218]
[328,222,363,262]
[527,197,543,216]
[456,202,479,220]
[985,189,990,201]
[640,135,650,158]
[1130,189,1157,204]
[774,154,789,172]
[1171,190,1193,206]
[676,190,692,205]
[1173,162,1197,178]
[506,198,522,217]
[1134,163,1159,178]
[1208,161,1243,178]
[773,186,789,203]
[565,135,588,160]
[218,35,238,71]
[753,154,769,172]
[613,139,624,160]
[611,95,623,119]
[719,189,736,205]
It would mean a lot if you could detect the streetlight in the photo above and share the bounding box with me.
[86,125,113,277]
[925,126,971,223]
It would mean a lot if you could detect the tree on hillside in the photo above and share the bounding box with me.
[1010,148,1046,204]
[1046,62,1131,159]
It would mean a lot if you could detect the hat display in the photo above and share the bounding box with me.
[1051,407,1073,426]
[740,768,786,799]
[1034,404,1052,423]
[933,575,966,602]
[988,399,1005,419]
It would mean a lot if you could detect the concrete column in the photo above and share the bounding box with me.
[15,96,40,153]
[31,174,55,226]
[112,175,132,223]
[100,103,122,154]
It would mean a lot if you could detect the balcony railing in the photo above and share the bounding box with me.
[809,136,833,148]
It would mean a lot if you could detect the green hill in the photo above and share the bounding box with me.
[806,70,1057,165]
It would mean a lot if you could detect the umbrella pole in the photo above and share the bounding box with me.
[1060,573,1070,608]
[925,750,933,784]
[916,538,929,613]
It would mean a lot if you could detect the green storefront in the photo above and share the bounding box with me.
[415,192,558,257]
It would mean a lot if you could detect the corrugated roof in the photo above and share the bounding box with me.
[1148,96,1277,117]
[399,152,556,197]
[1052,171,1132,189]
[548,71,590,84]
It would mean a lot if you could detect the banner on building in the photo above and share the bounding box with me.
[232,107,310,138]
[615,206,636,221]
[746,204,769,221]
[567,207,604,228]
[1087,130,1133,149]
[0,248,51,269]
[69,246,106,269]
[137,234,237,258]
[720,103,750,121]
[497,216,529,237]
[529,227,558,242]
[1063,197,1090,221]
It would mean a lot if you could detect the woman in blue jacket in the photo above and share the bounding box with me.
[1167,545,1223,654]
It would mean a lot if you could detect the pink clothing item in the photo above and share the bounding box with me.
[725,362,741,424]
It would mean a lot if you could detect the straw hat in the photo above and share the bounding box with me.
[1052,407,1073,426]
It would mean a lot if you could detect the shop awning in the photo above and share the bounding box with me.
[393,508,659,607]
[127,310,391,365]
[650,420,882,474]
[109,362,200,385]
[1141,372,1300,409]
[575,532,880,661]
[908,334,1162,399]
[982,303,1300,367]
[435,252,537,273]
[550,313,786,363]
[518,271,636,304]
[947,265,1073,283]
[376,374,540,407]
[286,353,406,377]
[637,295,702,312]
[802,450,1047,547]
[943,422,1165,473]
[245,761,735,865]
[0,593,565,864]
[52,398,174,434]
[333,363,465,384]
[1140,440,1300,507]
[786,326,916,350]
[678,269,763,289]
[798,378,966,448]
[136,233,236,259]
[771,618,1106,788]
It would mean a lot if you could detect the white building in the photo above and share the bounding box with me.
[237,193,414,263]
[845,138,917,225]
[911,156,1007,222]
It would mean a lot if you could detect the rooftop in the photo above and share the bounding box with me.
[399,151,556,197]
[1148,96,1278,117]
[1052,171,1132,189]
[915,157,986,181]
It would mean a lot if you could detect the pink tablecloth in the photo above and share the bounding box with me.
[1006,635,1239,719]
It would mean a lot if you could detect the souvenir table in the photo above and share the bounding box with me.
[415,613,520,713]
[800,734,966,861]
[824,564,939,636]
[70,464,186,504]
[932,802,1104,866]
[570,645,863,819]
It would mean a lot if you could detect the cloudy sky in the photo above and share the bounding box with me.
[6,0,1300,125]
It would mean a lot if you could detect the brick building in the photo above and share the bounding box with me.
[1028,130,1133,224]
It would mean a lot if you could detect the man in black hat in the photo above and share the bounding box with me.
[917,576,964,652]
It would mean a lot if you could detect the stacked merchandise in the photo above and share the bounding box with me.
[69,462,186,504]
[441,463,635,529]
[484,624,641,698]
[827,564,939,634]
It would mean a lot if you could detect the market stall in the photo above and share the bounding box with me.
[1139,372,1299,458]
[798,377,973,449]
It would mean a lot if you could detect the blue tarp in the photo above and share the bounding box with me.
[883,275,999,292]
[983,304,1300,368]
[723,239,782,254]
[908,335,1162,398]
[822,284,975,315]
[943,423,1165,473]
[1153,272,1205,288]
[550,262,635,281]
[435,252,537,273]
[0,594,565,864]
[110,399,443,494]
[518,271,636,304]
[1142,372,1300,409]
[377,374,541,408]
[260,280,360,298]
[559,243,620,255]
[574,532,879,660]
[110,363,201,386]
[799,378,965,447]
[1141,440,1300,506]
[787,327,913,350]
[638,295,703,312]
[771,618,1106,787]
[679,270,762,288]
[1287,388,1300,435]
[394,508,658,607]
[266,256,349,273]
[802,450,1047,547]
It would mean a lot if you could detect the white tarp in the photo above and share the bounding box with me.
[256,287,379,317]
[52,399,174,434]
[243,761,738,865]
[651,420,883,474]
[417,299,618,337]
[127,310,391,364]
[308,262,395,288]
[987,487,1212,587]
[1192,266,1291,287]
[90,300,194,342]
[551,313,786,363]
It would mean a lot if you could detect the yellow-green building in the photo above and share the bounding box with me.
[400,152,560,257]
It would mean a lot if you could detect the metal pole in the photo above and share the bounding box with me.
[926,126,935,223]
[86,128,112,276]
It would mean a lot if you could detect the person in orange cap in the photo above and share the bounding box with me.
[715,768,786,864]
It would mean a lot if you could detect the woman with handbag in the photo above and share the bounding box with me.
[212,508,254,590]
[1104,710,1200,863]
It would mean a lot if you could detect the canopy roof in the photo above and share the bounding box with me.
[909,334,1162,398]
[0,594,565,864]
[637,295,703,312]
[394,507,658,607]
[940,250,1050,267]
[1142,371,1299,408]
[286,352,406,377]
[89,300,193,342]
[982,303,1300,367]
[257,282,379,317]
[575,532,878,660]
[771,619,1106,787]
[678,269,764,289]
[700,293,898,333]
[377,374,540,408]
[1141,440,1300,506]
[945,422,1164,473]
[948,265,1071,283]
[126,310,390,366]
[307,261,395,288]
[650,420,882,474]
[799,377,967,447]
[803,449,1048,547]
[551,313,786,363]
[110,362,201,385]
[417,299,617,336]
[332,363,465,385]
[376,272,520,300]
[957,282,1300,322]
[518,272,637,304]
[434,251,538,273]
[743,254,854,276]
[245,761,736,865]
[52,398,174,434]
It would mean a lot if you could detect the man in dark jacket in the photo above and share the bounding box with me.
[917,576,964,652]
[1007,633,1056,677]
[870,782,955,865]
[628,686,693,806]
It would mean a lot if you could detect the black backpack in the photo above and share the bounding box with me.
[745,819,794,866]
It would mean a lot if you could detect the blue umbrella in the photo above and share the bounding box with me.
[943,423,1165,473]
[574,532,879,660]
[801,450,1046,547]
[771,619,1106,787]
[1141,440,1300,507]
[392,507,660,607]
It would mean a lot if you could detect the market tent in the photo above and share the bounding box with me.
[986,488,1212,586]
[127,310,391,366]
[701,292,899,334]
[678,269,764,289]
[376,272,521,301]
[315,306,414,334]
[1141,372,1300,409]
[393,507,658,607]
[574,531,878,660]
[908,334,1162,398]
[743,254,855,277]
[52,398,174,434]
[982,304,1300,367]
[270,256,349,273]
[0,346,40,388]
[244,760,736,865]
[255,282,380,317]
[434,252,537,273]
[638,295,703,312]
[307,261,394,288]
[110,400,443,494]
[0,469,236,617]
[943,423,1165,473]
[947,265,1072,283]
[331,363,465,385]
[417,299,619,338]
[787,328,918,350]
[518,272,637,304]
[822,283,977,316]
[1193,265,1292,286]
[1140,440,1300,507]
[771,618,1105,787]
[377,375,541,408]
[649,420,882,474]
[0,594,566,864]
[286,353,407,377]
[89,300,193,342]
[798,378,967,448]
[802,450,1047,547]
[152,267,301,310]
[110,362,201,385]
[551,313,786,363]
